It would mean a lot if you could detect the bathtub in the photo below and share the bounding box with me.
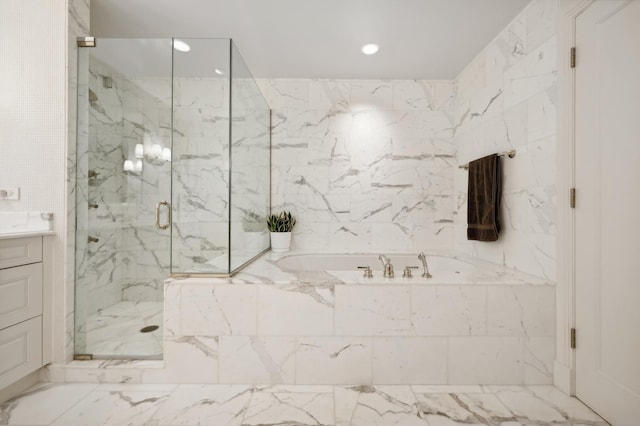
[273,252,536,284]
[276,253,475,274]
[66,250,556,386]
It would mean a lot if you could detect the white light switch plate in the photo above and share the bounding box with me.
[0,187,20,200]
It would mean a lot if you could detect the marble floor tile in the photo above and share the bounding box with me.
[0,383,97,425]
[243,388,334,425]
[146,385,253,426]
[0,383,609,426]
[49,387,173,426]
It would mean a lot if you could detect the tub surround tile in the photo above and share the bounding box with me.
[161,336,218,384]
[411,286,487,336]
[372,337,448,384]
[448,337,524,385]
[257,284,334,336]
[219,337,296,384]
[523,337,555,385]
[296,337,372,385]
[334,286,412,336]
[179,285,257,336]
[487,286,555,337]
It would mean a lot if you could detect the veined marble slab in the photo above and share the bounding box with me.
[0,211,53,236]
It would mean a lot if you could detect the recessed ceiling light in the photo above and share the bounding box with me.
[173,39,191,52]
[214,68,225,75]
[361,43,379,55]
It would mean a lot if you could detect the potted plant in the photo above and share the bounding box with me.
[242,210,267,251]
[266,211,296,252]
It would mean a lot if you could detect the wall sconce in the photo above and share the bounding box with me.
[135,144,144,159]
[123,160,134,172]
[135,160,143,172]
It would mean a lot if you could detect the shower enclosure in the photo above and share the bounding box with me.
[74,38,270,359]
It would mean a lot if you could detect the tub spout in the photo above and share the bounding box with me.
[379,254,394,278]
[418,252,432,278]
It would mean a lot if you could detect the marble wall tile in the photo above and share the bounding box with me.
[261,78,456,252]
[296,337,371,384]
[219,337,296,384]
[334,286,412,336]
[448,337,524,384]
[523,337,555,384]
[453,0,558,280]
[372,337,448,384]
[411,286,487,336]
[486,286,555,337]
[179,284,257,336]
[257,284,334,336]
[162,336,218,383]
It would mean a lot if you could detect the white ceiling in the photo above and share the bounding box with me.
[91,0,531,80]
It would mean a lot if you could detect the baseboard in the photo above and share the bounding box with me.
[0,369,40,404]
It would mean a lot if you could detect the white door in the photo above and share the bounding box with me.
[575,1,640,424]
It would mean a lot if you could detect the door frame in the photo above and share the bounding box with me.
[555,0,596,396]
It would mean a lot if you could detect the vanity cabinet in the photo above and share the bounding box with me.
[0,237,45,389]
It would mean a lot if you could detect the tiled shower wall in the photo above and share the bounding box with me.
[260,79,457,252]
[453,0,558,280]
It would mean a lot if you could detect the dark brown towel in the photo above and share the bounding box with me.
[467,154,501,241]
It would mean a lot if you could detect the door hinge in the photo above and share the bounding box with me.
[570,328,576,349]
[570,47,576,68]
[570,187,576,208]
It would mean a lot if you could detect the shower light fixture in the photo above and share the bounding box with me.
[162,148,172,162]
[150,144,163,159]
[361,43,379,55]
[214,68,225,75]
[134,143,144,159]
[173,39,191,52]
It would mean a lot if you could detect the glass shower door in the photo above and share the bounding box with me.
[75,38,172,359]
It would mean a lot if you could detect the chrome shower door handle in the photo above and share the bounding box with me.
[155,200,171,230]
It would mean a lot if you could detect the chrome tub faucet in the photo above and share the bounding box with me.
[379,254,394,278]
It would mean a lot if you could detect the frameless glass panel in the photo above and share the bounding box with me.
[170,39,231,274]
[75,38,172,359]
[230,41,271,271]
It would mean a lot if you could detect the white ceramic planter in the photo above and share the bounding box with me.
[270,232,292,253]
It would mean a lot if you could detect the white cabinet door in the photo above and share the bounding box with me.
[0,263,43,330]
[0,317,42,389]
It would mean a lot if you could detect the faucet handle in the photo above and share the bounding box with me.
[402,266,419,278]
[357,266,373,278]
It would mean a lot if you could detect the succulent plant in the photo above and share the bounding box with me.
[266,211,296,232]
